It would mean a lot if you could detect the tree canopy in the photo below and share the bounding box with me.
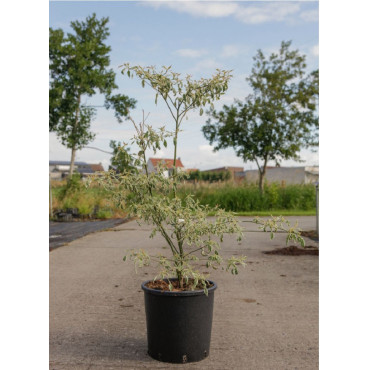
[109,140,136,173]
[49,13,136,176]
[202,41,319,192]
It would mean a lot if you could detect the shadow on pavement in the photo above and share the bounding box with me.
[50,333,151,363]
[49,218,130,251]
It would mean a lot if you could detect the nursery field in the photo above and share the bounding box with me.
[50,178,317,219]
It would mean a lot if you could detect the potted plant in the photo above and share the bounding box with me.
[94,64,304,364]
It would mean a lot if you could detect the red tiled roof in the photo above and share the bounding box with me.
[89,164,105,172]
[202,166,243,173]
[149,158,184,169]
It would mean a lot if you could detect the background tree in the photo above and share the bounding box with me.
[49,13,136,177]
[202,41,319,192]
[109,140,136,173]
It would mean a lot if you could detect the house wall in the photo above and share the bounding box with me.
[147,160,156,174]
[244,167,319,185]
[304,169,319,184]
[201,167,243,180]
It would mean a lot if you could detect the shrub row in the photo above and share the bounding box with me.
[187,170,231,182]
[51,178,316,217]
[177,182,316,212]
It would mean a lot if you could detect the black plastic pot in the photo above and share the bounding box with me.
[141,279,217,363]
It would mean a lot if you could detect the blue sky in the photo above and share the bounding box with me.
[49,0,319,170]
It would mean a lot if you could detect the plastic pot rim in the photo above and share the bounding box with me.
[141,278,217,297]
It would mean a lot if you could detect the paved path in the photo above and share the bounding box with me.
[50,216,318,369]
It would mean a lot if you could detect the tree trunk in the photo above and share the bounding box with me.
[69,146,77,177]
[69,94,81,178]
[258,171,265,193]
[258,159,268,194]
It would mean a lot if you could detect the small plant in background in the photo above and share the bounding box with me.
[59,173,83,199]
[52,176,124,219]
[109,140,137,174]
[92,64,304,293]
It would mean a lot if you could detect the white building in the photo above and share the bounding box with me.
[147,158,185,178]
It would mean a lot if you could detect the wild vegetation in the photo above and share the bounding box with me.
[50,175,126,219]
[177,182,316,212]
[51,177,316,218]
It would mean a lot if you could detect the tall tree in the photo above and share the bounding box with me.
[202,41,319,192]
[49,13,136,177]
[109,140,136,173]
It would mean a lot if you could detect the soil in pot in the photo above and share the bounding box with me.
[145,278,214,292]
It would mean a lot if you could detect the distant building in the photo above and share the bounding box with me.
[49,161,104,180]
[147,158,185,178]
[240,166,319,185]
[201,166,244,181]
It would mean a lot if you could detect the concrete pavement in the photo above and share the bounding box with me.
[50,216,318,369]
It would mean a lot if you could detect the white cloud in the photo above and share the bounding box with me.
[235,2,300,24]
[300,9,319,23]
[145,149,166,159]
[279,149,319,167]
[181,145,246,170]
[190,58,223,73]
[221,44,241,58]
[143,1,317,24]
[93,128,137,142]
[199,144,217,156]
[174,48,208,58]
[148,1,239,18]
[311,44,319,57]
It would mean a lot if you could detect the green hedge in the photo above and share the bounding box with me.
[177,183,316,212]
